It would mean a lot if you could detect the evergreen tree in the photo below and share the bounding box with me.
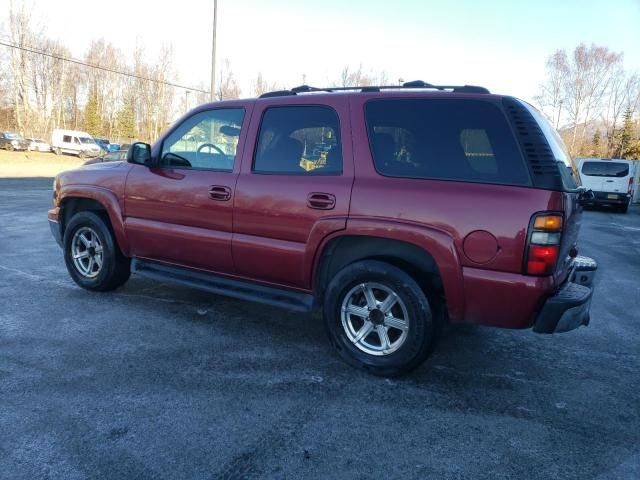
[591,130,601,157]
[115,98,136,141]
[618,108,638,159]
[84,86,102,137]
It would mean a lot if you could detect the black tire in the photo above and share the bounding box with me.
[618,203,629,213]
[323,260,436,377]
[53,147,61,155]
[78,150,87,159]
[63,211,131,291]
[7,144,14,151]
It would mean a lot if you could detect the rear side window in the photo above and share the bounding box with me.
[581,161,629,177]
[365,99,530,185]
[63,135,72,143]
[254,106,342,175]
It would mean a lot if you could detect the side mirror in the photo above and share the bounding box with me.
[127,142,152,165]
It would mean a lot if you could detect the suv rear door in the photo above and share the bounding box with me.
[232,97,353,289]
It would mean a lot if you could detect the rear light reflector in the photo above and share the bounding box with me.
[525,213,563,276]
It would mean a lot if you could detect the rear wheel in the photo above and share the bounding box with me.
[63,211,130,291]
[323,260,436,377]
[618,203,629,213]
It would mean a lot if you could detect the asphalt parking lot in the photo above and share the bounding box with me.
[1,178,639,480]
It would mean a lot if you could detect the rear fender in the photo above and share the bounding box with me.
[312,218,465,322]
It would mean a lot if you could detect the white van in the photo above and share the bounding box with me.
[51,129,102,158]
[577,158,637,213]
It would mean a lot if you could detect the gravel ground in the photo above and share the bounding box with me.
[0,178,639,480]
[0,150,85,178]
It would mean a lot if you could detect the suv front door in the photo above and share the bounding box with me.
[233,98,353,289]
[124,105,251,273]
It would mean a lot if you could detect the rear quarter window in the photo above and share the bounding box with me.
[365,99,530,186]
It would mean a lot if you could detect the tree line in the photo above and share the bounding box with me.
[2,2,638,157]
[0,5,390,144]
[536,43,640,159]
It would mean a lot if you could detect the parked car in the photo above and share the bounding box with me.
[26,138,51,152]
[107,143,121,152]
[83,150,128,165]
[48,81,597,376]
[94,138,111,153]
[577,157,637,213]
[51,129,102,158]
[0,132,30,151]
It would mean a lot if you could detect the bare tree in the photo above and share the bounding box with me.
[535,50,568,128]
[563,44,622,154]
[251,72,278,97]
[217,59,241,101]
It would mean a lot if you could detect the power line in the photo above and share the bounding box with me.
[0,39,210,94]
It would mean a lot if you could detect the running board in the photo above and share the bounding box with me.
[131,259,314,312]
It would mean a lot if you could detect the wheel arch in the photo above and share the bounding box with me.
[313,234,458,320]
[59,187,129,255]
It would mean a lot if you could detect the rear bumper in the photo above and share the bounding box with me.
[532,256,597,334]
[585,191,630,206]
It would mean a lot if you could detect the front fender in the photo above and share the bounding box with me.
[58,185,130,255]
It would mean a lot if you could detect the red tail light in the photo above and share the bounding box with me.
[525,213,563,276]
[629,177,634,194]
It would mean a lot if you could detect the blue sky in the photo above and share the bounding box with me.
[6,0,640,101]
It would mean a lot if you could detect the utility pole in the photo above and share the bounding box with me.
[210,0,218,102]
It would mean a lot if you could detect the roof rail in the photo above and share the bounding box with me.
[258,81,490,98]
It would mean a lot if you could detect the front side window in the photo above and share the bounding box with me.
[254,106,342,175]
[365,99,530,186]
[161,108,245,171]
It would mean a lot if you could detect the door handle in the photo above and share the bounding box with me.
[307,192,336,210]
[208,185,232,201]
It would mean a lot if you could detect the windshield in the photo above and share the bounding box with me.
[79,137,96,144]
[581,161,629,177]
[517,100,580,189]
[5,133,22,140]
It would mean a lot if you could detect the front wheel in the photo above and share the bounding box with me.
[63,211,131,291]
[323,260,436,377]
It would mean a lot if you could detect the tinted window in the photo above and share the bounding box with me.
[365,99,530,185]
[63,135,72,143]
[581,161,629,177]
[161,108,245,171]
[254,106,342,175]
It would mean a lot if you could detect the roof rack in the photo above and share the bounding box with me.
[258,80,490,98]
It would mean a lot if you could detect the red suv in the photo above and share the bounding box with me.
[49,82,597,376]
